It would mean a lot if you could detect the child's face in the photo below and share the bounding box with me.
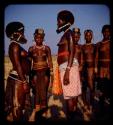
[34,34,44,45]
[73,33,80,44]
[85,32,92,43]
[103,28,110,39]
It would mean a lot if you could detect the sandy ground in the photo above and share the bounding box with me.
[4,56,111,121]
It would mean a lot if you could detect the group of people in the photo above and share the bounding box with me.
[4,10,111,121]
[72,25,111,120]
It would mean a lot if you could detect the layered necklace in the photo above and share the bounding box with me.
[35,45,45,49]
[86,42,92,45]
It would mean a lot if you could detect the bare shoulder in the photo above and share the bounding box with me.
[28,46,33,52]
[95,41,101,47]
[10,42,19,47]
[9,42,20,52]
[45,45,51,51]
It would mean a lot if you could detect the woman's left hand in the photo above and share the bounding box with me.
[63,69,70,85]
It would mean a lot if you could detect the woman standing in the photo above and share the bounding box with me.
[82,29,96,112]
[5,22,31,121]
[95,25,111,115]
[28,28,53,121]
[56,10,82,119]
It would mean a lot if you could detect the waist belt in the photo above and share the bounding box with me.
[9,70,18,76]
[9,70,29,83]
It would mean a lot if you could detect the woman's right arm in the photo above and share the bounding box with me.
[28,47,33,62]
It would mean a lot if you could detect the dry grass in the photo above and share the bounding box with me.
[4,56,12,90]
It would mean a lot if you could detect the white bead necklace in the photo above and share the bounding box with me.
[35,45,44,49]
